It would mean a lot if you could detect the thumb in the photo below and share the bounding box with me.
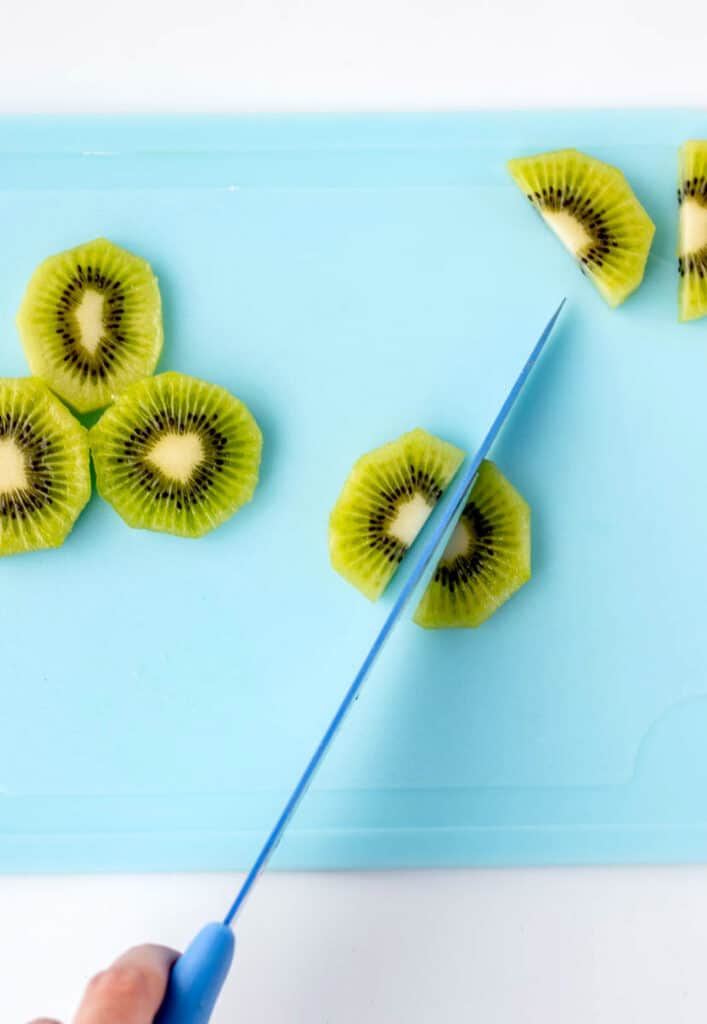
[73,944,179,1024]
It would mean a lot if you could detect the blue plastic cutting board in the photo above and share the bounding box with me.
[2,112,707,872]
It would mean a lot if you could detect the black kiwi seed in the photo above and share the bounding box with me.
[678,174,707,207]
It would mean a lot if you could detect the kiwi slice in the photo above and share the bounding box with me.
[17,238,163,413]
[508,149,655,308]
[90,372,262,538]
[414,460,530,629]
[0,378,90,557]
[678,141,707,321]
[329,428,465,601]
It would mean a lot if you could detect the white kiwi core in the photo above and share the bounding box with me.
[0,438,28,494]
[441,518,473,564]
[388,492,432,546]
[146,433,205,483]
[544,210,592,256]
[680,198,707,256]
[73,289,106,356]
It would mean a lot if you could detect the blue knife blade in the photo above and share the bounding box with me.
[154,297,566,1024]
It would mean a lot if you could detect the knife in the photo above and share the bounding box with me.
[154,297,566,1024]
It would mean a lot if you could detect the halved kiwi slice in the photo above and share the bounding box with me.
[90,372,262,538]
[17,238,163,413]
[508,149,655,308]
[0,378,91,557]
[414,460,530,629]
[678,141,707,321]
[329,428,465,601]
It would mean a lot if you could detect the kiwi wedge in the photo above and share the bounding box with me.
[0,378,90,557]
[17,238,163,413]
[678,141,707,321]
[329,428,465,601]
[414,460,530,629]
[90,372,262,538]
[508,149,655,308]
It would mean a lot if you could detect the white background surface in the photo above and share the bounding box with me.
[2,0,707,1021]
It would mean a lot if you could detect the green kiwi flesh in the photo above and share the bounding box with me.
[90,372,262,538]
[508,149,655,308]
[0,378,91,557]
[329,428,465,601]
[414,460,530,629]
[17,238,163,413]
[678,141,707,321]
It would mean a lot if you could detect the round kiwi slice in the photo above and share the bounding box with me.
[678,141,707,322]
[90,372,262,538]
[17,238,163,413]
[414,460,530,629]
[0,378,91,557]
[329,428,465,601]
[507,149,655,308]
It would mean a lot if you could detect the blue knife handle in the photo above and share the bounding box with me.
[154,923,235,1024]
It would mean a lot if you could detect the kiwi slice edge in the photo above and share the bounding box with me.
[508,147,655,308]
[17,237,163,414]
